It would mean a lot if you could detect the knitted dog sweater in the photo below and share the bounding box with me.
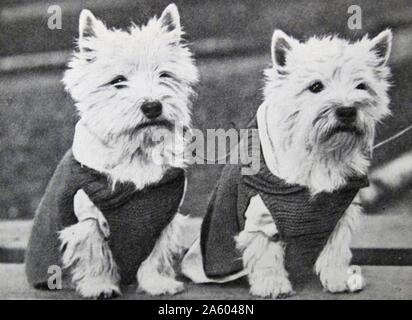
[25,149,185,285]
[201,121,368,284]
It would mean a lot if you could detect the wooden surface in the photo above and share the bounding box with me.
[2,211,412,252]
[1,193,412,299]
[0,264,411,300]
[0,220,32,250]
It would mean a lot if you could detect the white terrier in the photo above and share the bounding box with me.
[182,29,392,298]
[25,4,198,299]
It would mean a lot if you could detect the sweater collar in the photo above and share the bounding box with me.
[72,121,120,173]
[256,103,279,176]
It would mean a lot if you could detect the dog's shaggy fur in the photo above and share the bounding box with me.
[236,29,392,298]
[64,4,198,189]
[58,4,198,298]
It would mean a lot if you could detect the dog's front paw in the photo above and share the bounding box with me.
[250,276,294,299]
[347,266,366,292]
[320,268,351,293]
[138,277,185,296]
[76,279,121,299]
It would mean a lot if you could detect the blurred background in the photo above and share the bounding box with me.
[1,0,412,221]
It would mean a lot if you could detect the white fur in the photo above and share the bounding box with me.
[238,29,392,297]
[137,213,191,295]
[59,190,119,299]
[315,199,365,293]
[63,3,198,189]
[59,4,198,299]
[59,219,120,299]
[236,231,294,298]
[264,29,392,193]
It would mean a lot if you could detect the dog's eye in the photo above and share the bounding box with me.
[159,71,173,79]
[308,81,324,93]
[109,76,127,89]
[356,83,367,90]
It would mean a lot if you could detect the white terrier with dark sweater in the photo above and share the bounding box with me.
[182,29,392,298]
[25,4,198,299]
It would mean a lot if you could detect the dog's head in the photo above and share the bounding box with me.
[264,29,392,160]
[63,4,198,152]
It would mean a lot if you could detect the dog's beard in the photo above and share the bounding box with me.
[310,120,370,157]
[116,122,187,166]
[81,99,190,168]
[133,119,175,134]
[321,125,362,146]
[121,125,174,153]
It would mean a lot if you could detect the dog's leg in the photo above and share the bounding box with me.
[59,189,120,299]
[137,213,194,295]
[237,231,293,298]
[315,196,365,293]
[236,195,294,299]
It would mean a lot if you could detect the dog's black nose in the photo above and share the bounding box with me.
[336,107,357,124]
[141,101,162,119]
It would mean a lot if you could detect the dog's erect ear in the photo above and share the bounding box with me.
[271,29,295,68]
[159,3,181,33]
[370,29,392,66]
[78,9,105,53]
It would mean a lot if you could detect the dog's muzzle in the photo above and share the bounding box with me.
[320,122,363,144]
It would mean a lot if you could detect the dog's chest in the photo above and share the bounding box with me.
[238,164,367,281]
[240,182,356,238]
[79,166,185,284]
[57,150,186,283]
[239,150,368,234]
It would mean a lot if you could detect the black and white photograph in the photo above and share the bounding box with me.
[1,0,412,304]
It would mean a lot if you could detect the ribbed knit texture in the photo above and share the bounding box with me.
[201,119,368,284]
[25,149,185,286]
